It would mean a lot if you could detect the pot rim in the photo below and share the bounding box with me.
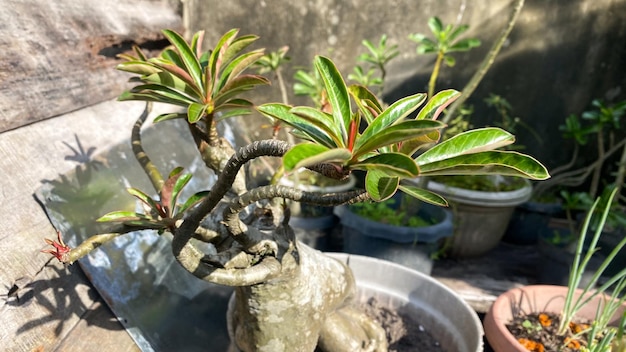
[425,179,532,207]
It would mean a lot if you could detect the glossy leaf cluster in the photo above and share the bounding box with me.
[116,29,269,124]
[98,167,207,231]
[258,56,549,205]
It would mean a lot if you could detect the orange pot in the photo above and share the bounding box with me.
[484,285,626,351]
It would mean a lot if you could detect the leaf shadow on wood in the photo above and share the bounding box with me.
[13,264,127,336]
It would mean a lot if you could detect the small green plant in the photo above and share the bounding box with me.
[409,16,481,98]
[254,46,291,136]
[349,198,435,227]
[484,93,542,150]
[534,99,626,201]
[348,34,399,94]
[558,187,626,348]
[521,319,543,335]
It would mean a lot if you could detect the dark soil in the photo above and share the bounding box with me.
[361,297,445,352]
[506,312,591,352]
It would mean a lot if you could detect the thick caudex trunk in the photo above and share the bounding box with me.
[227,242,387,352]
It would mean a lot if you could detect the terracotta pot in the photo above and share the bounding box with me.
[484,285,626,352]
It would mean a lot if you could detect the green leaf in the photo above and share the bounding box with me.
[415,127,515,165]
[216,49,265,92]
[314,56,352,143]
[170,173,192,215]
[443,55,456,67]
[349,84,383,124]
[290,106,343,147]
[257,103,336,148]
[365,170,399,201]
[209,29,239,86]
[149,58,202,96]
[153,113,187,123]
[213,74,269,106]
[221,34,259,69]
[187,103,208,123]
[116,61,162,75]
[448,24,470,42]
[117,91,191,107]
[351,153,419,177]
[190,30,205,57]
[178,191,210,215]
[129,84,196,105]
[428,17,444,35]
[398,185,448,207]
[162,29,204,95]
[159,167,185,212]
[416,89,460,120]
[353,120,444,157]
[214,99,254,117]
[357,93,427,150]
[215,108,253,120]
[283,144,351,171]
[161,48,186,70]
[137,72,202,99]
[127,188,160,212]
[96,210,156,223]
[418,151,550,180]
[397,131,441,156]
[448,38,481,52]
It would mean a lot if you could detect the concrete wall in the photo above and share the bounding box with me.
[186,0,626,169]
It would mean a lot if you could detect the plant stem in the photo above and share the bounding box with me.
[443,0,525,124]
[65,225,142,263]
[222,184,368,248]
[428,51,444,99]
[533,138,626,198]
[131,102,164,192]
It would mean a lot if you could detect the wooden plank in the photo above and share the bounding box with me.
[55,298,140,352]
[0,0,182,132]
[0,100,175,351]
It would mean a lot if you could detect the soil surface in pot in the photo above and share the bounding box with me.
[352,297,445,352]
[507,312,591,352]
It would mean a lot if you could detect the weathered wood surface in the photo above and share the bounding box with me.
[0,0,181,132]
[0,100,176,351]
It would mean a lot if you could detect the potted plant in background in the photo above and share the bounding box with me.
[334,192,453,275]
[484,187,626,352]
[423,95,537,258]
[528,99,626,284]
[509,98,626,248]
[40,28,549,351]
[406,11,540,258]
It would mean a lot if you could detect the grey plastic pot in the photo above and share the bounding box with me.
[426,178,532,258]
[328,253,483,352]
[227,252,484,352]
[334,203,453,275]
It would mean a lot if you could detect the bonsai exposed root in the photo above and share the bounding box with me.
[318,306,388,352]
[227,243,388,352]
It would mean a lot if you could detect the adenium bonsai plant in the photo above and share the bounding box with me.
[42,28,549,351]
